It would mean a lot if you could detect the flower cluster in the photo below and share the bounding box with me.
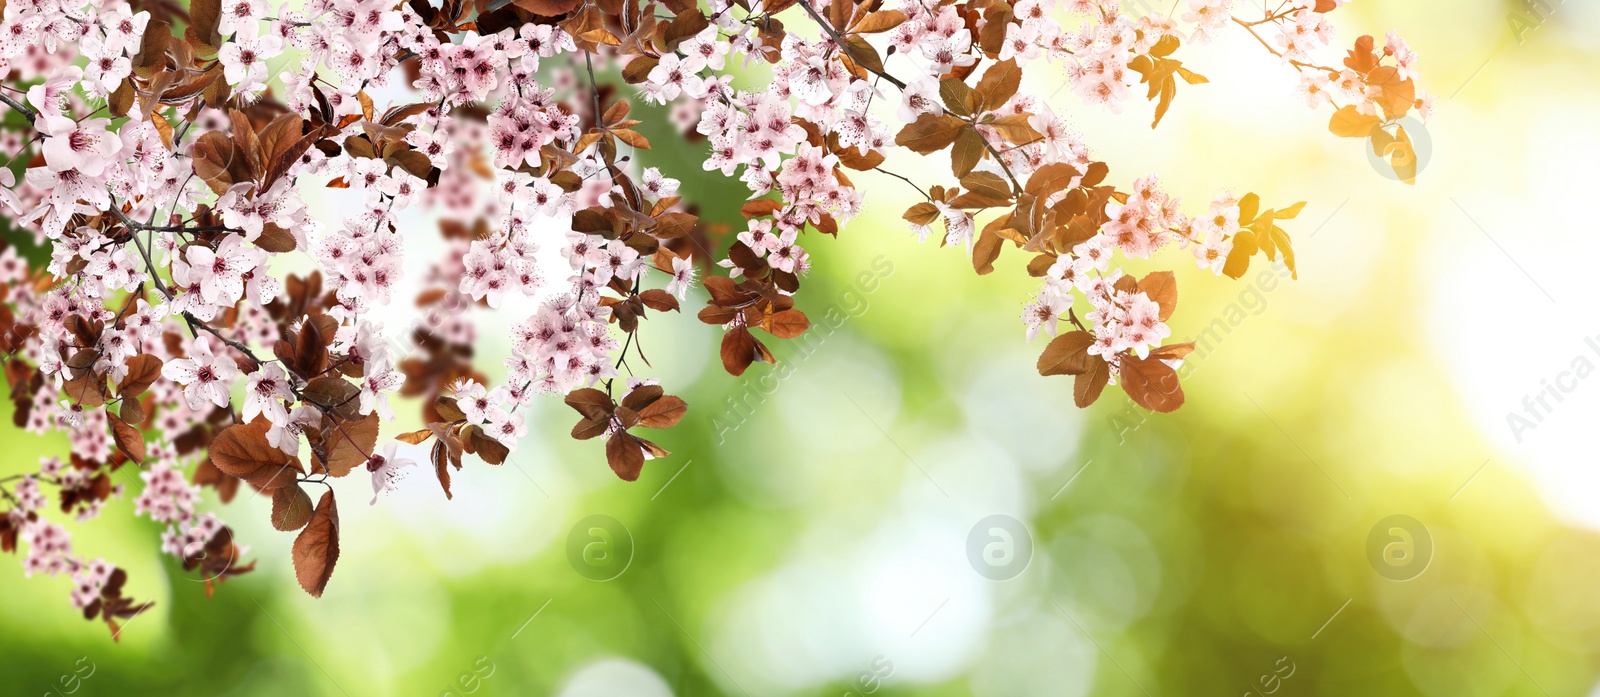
[0,0,1422,628]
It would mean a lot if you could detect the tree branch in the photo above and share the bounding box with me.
[794,0,907,90]
[0,91,36,124]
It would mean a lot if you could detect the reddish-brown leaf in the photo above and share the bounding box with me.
[1120,355,1186,413]
[210,419,297,489]
[565,388,615,421]
[763,309,810,339]
[973,59,1022,112]
[606,432,645,481]
[322,412,378,477]
[637,395,687,429]
[431,441,452,500]
[1137,271,1177,321]
[721,326,758,376]
[292,490,340,597]
[895,113,968,154]
[1074,358,1110,408]
[118,354,162,398]
[1037,331,1096,376]
[271,485,314,531]
[638,289,680,312]
[108,413,146,464]
[395,428,433,445]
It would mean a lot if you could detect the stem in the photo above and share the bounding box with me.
[0,91,36,124]
[794,0,907,89]
[873,167,930,200]
[1230,16,1339,74]
[975,128,1024,195]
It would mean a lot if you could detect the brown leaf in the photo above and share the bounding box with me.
[572,417,609,440]
[988,113,1042,145]
[118,354,162,398]
[271,485,314,531]
[210,419,298,489]
[1120,355,1185,413]
[850,9,906,33]
[564,388,615,421]
[513,0,582,16]
[1037,331,1096,376]
[431,441,452,499]
[741,199,784,219]
[256,223,297,253]
[301,377,360,419]
[950,128,984,178]
[1074,358,1110,408]
[721,326,758,376]
[63,372,106,407]
[974,225,1008,275]
[636,395,687,429]
[108,413,146,464]
[606,432,645,481]
[292,490,340,597]
[188,0,221,48]
[895,113,968,154]
[653,212,697,239]
[903,202,941,226]
[395,428,433,445]
[762,309,810,339]
[973,59,1022,113]
[434,396,467,422]
[322,412,378,477]
[119,397,146,426]
[1149,342,1195,361]
[622,55,660,84]
[471,429,510,465]
[1137,271,1177,321]
[638,289,680,313]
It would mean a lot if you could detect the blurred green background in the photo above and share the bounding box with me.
[8,0,1600,695]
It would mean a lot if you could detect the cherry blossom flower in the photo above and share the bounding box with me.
[161,340,238,410]
[367,443,416,505]
[39,116,120,177]
[666,256,696,301]
[243,363,294,426]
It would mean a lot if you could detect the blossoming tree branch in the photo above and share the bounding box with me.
[0,0,1425,633]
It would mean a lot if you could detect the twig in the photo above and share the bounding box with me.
[795,0,907,89]
[0,91,36,124]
